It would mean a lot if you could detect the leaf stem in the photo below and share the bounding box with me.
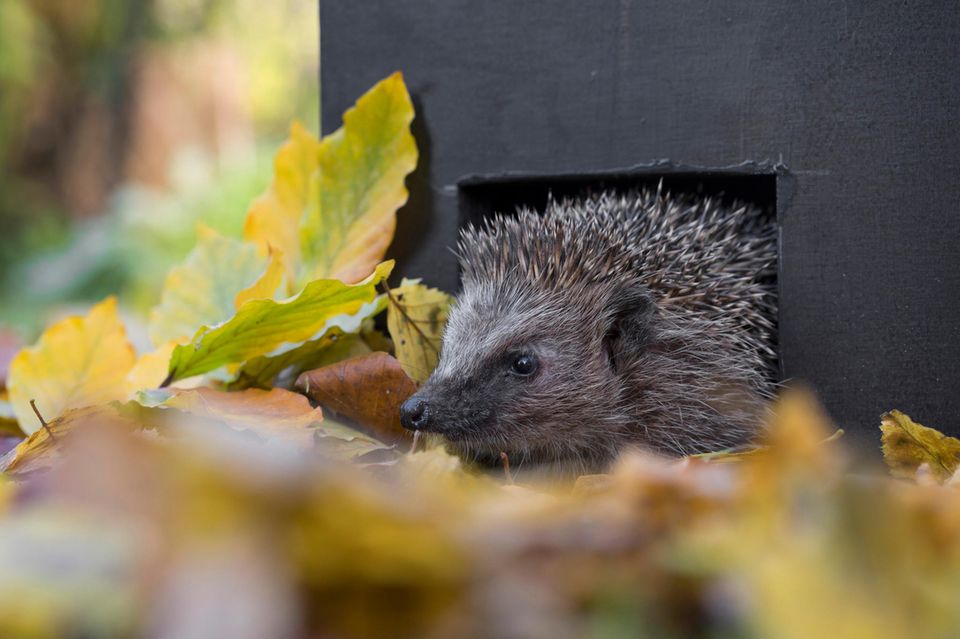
[29,399,56,441]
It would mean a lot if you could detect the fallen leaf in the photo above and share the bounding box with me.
[244,73,417,291]
[243,121,322,289]
[880,409,960,483]
[1,405,138,475]
[227,297,385,391]
[125,341,177,395]
[234,247,286,309]
[158,387,323,449]
[7,298,137,434]
[296,352,416,445]
[164,261,394,383]
[149,228,272,347]
[301,72,417,285]
[386,279,453,384]
[313,416,397,462]
[385,279,453,386]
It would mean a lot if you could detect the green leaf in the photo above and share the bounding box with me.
[164,261,394,383]
[149,228,272,346]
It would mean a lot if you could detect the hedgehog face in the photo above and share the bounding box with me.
[399,284,628,467]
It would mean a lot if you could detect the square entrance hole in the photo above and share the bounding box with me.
[456,168,781,377]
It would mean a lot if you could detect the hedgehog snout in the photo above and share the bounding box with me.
[399,394,432,431]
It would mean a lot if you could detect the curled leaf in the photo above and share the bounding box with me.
[164,262,394,384]
[243,121,322,288]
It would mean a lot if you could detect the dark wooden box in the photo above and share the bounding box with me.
[321,1,960,450]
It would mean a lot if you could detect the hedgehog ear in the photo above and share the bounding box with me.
[603,284,655,373]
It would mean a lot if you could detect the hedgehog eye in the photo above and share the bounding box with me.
[510,354,538,377]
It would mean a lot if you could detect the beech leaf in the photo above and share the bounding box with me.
[153,387,323,449]
[880,409,960,482]
[7,298,137,434]
[386,279,453,384]
[242,121,322,288]
[164,261,394,383]
[296,352,416,445]
[301,72,417,285]
[244,73,417,290]
[149,228,273,346]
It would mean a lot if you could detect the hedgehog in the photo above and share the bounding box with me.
[399,187,778,473]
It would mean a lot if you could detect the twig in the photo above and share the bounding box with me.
[499,451,514,484]
[29,399,56,441]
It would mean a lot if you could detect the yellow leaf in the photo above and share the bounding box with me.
[303,72,417,285]
[243,121,320,286]
[148,228,270,347]
[7,298,136,434]
[386,279,453,384]
[125,341,177,396]
[234,248,285,309]
[245,74,417,291]
[880,409,960,482]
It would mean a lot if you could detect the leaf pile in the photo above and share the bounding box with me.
[1,73,959,639]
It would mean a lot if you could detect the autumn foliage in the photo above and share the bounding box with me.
[0,73,958,639]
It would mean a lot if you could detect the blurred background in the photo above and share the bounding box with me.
[0,0,318,338]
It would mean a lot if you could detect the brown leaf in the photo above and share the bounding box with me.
[296,352,416,445]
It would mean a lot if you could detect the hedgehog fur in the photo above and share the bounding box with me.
[400,187,778,473]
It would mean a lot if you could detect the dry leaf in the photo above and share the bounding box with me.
[234,247,286,309]
[386,279,453,384]
[1,405,138,476]
[157,387,323,449]
[7,298,137,434]
[149,228,272,347]
[296,352,416,445]
[245,73,417,291]
[242,121,322,288]
[880,409,960,483]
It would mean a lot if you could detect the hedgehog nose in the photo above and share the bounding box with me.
[400,396,431,430]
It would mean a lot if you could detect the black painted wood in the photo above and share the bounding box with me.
[321,1,960,449]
